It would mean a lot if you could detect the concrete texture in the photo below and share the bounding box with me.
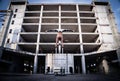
[0,0,120,74]
[0,74,120,81]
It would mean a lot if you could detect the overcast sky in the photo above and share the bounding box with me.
[0,0,120,32]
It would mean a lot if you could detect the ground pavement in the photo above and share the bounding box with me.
[0,73,120,81]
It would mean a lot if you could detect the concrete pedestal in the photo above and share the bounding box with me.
[46,54,73,74]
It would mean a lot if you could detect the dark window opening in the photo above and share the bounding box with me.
[9,29,12,33]
[7,39,10,43]
[15,9,18,12]
[13,14,16,18]
[11,20,14,24]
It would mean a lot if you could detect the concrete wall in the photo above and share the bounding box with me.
[4,4,26,49]
[94,5,115,51]
[46,54,73,74]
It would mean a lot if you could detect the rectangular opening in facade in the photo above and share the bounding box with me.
[80,13,95,17]
[43,12,59,17]
[74,56,82,73]
[22,25,39,32]
[61,25,79,32]
[7,39,10,43]
[79,5,93,11]
[61,18,77,23]
[42,18,58,23]
[61,12,77,17]
[18,44,36,53]
[64,45,81,53]
[81,25,97,33]
[25,12,40,17]
[9,29,12,33]
[80,19,96,23]
[43,5,59,11]
[82,34,99,43]
[61,5,76,11]
[94,1,109,5]
[83,45,100,53]
[24,57,34,74]
[85,55,98,74]
[26,5,41,11]
[41,25,58,32]
[63,34,80,43]
[40,33,79,43]
[23,18,39,23]
[40,34,56,43]
[40,34,80,43]
[39,45,55,53]
[19,34,37,43]
[37,56,45,73]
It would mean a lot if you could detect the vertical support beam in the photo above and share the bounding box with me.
[59,5,61,30]
[33,5,43,74]
[66,54,68,74]
[55,47,57,54]
[81,55,86,74]
[117,48,120,66]
[58,41,61,54]
[33,54,38,74]
[76,5,82,44]
[62,47,63,54]
[76,4,86,74]
[58,45,61,54]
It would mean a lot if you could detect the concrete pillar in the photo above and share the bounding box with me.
[66,54,68,74]
[102,59,109,74]
[62,47,63,54]
[76,4,86,74]
[55,47,57,53]
[59,5,61,29]
[81,55,86,74]
[58,45,61,54]
[33,54,38,74]
[117,48,120,66]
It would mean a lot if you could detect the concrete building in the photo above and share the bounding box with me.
[0,0,120,74]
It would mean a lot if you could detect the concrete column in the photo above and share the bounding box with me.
[58,41,61,54]
[76,4,86,74]
[66,54,68,74]
[33,5,43,74]
[117,48,120,66]
[62,47,63,54]
[81,55,86,74]
[55,47,57,53]
[33,54,38,74]
[102,58,109,74]
[59,5,61,30]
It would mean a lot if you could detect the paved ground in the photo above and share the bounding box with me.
[0,74,120,81]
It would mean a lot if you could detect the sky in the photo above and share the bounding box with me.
[0,0,120,32]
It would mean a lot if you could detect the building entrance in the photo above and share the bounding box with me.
[74,56,82,74]
[37,56,45,74]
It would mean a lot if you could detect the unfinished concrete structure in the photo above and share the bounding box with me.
[0,0,120,74]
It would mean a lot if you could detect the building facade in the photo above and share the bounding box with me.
[0,0,120,74]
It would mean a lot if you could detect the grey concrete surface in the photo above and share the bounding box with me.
[0,74,120,81]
